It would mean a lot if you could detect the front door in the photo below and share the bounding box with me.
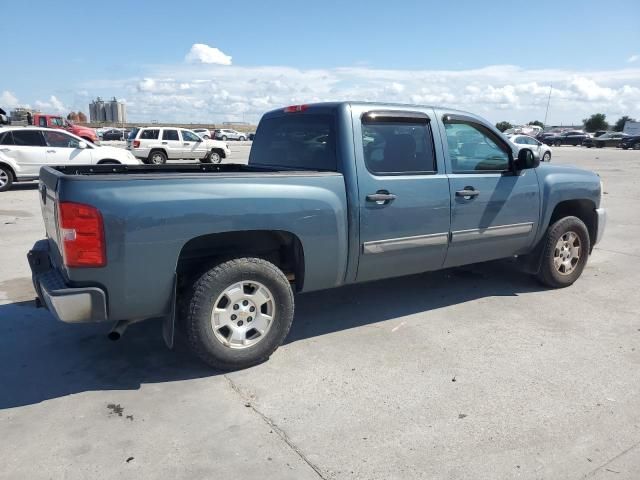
[181,130,208,159]
[42,130,93,165]
[354,107,451,282]
[439,114,540,268]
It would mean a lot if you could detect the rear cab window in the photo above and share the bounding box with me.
[249,113,337,171]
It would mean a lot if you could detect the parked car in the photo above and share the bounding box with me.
[582,132,628,148]
[506,134,552,162]
[248,132,256,141]
[32,114,99,144]
[542,130,589,146]
[101,128,129,141]
[28,102,606,370]
[214,128,247,141]
[128,127,231,164]
[0,108,9,125]
[0,126,140,191]
[192,128,212,139]
[619,135,640,150]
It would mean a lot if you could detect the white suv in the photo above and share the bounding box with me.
[128,127,231,164]
[0,126,140,192]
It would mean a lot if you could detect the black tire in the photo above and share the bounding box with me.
[0,165,14,192]
[542,152,551,162]
[185,258,295,370]
[98,160,120,165]
[239,136,246,141]
[148,150,167,165]
[221,135,227,141]
[535,216,590,288]
[203,135,210,140]
[206,150,222,164]
[633,143,640,150]
[554,140,561,147]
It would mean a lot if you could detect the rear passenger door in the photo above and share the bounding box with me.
[353,108,451,282]
[439,114,540,267]
[4,130,47,176]
[161,128,182,159]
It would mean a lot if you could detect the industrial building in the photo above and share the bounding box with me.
[89,97,127,123]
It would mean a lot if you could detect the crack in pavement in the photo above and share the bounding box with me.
[582,438,640,478]
[224,375,327,480]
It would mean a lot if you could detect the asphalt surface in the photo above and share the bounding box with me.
[1,146,639,479]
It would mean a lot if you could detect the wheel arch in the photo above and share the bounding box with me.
[176,230,306,293]
[548,199,597,250]
[0,161,17,180]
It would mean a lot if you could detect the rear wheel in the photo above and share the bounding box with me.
[184,258,294,370]
[148,150,167,165]
[535,216,590,288]
[239,136,246,141]
[633,143,640,150]
[554,140,561,147]
[221,135,227,141]
[0,165,13,192]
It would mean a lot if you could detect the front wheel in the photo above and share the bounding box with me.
[239,136,246,141]
[221,135,227,141]
[205,150,222,164]
[535,216,590,288]
[0,165,13,192]
[184,258,295,370]
[542,152,551,162]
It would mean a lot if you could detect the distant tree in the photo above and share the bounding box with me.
[613,115,635,132]
[495,121,513,132]
[77,112,87,123]
[583,113,609,133]
[528,120,544,128]
[67,112,79,122]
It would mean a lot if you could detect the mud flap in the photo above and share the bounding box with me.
[162,274,177,349]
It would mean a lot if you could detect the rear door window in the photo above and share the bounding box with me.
[250,114,337,170]
[0,132,14,145]
[162,129,179,141]
[140,129,160,140]
[12,130,46,146]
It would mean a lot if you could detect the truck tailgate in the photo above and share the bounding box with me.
[38,168,63,266]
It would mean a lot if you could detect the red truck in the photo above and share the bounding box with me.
[32,114,99,143]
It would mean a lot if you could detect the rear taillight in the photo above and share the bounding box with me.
[133,140,140,148]
[58,202,106,268]
[283,104,308,113]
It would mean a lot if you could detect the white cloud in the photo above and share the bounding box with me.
[35,95,66,113]
[628,54,639,63]
[0,90,19,108]
[185,43,232,65]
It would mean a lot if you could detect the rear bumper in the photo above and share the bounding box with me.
[27,240,108,323]
[594,208,606,246]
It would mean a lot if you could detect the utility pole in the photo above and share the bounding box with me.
[543,85,553,128]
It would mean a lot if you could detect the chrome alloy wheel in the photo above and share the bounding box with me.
[554,231,581,275]
[151,153,164,164]
[0,169,8,188]
[211,281,275,349]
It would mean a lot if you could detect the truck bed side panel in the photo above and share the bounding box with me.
[57,174,348,321]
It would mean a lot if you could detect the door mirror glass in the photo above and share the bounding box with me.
[515,148,539,170]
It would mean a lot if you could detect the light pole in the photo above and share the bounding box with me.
[543,85,553,128]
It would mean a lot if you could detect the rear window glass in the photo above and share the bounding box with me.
[249,114,337,171]
[12,130,46,146]
[162,129,179,141]
[140,129,159,140]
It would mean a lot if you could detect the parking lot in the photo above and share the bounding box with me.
[1,146,639,479]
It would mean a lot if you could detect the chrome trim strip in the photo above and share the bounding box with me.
[363,232,449,254]
[452,222,534,242]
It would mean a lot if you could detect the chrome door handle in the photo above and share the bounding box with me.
[455,188,480,198]
[46,150,56,153]
[366,191,397,204]
[0,148,10,152]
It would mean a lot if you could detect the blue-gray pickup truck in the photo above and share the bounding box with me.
[28,102,606,370]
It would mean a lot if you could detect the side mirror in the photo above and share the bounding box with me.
[514,148,539,170]
[78,141,88,149]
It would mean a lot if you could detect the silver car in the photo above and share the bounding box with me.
[507,134,552,162]
[214,128,247,141]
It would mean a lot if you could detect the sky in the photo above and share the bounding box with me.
[2,0,639,126]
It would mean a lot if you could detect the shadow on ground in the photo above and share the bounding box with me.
[0,260,544,409]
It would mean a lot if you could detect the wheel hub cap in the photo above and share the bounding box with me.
[211,281,275,349]
[0,171,7,186]
[553,231,581,275]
